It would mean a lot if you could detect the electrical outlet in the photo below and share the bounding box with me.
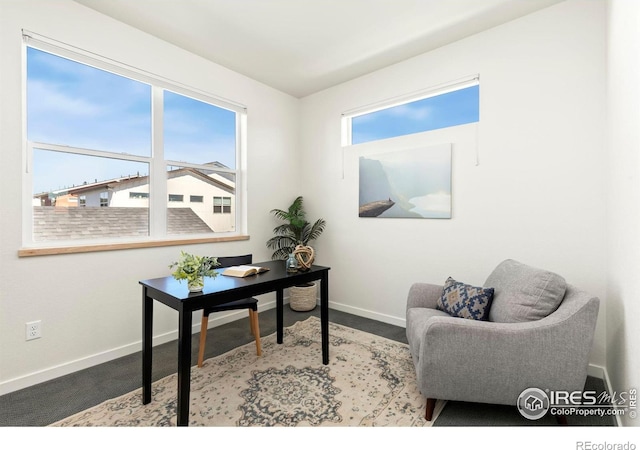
[26,320,42,341]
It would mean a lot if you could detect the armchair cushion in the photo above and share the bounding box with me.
[484,259,566,323]
[436,277,494,321]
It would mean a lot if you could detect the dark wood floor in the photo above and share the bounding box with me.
[0,307,406,426]
[0,306,615,427]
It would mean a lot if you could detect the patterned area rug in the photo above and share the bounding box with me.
[51,317,444,427]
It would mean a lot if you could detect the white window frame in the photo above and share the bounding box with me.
[341,74,480,146]
[20,31,248,255]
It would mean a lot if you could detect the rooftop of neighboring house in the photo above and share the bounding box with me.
[33,206,213,241]
[34,163,234,199]
[67,166,234,196]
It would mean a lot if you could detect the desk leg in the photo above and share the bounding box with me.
[176,308,192,426]
[277,288,284,344]
[321,273,329,365]
[142,289,153,404]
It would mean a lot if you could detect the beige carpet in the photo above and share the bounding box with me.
[51,317,444,427]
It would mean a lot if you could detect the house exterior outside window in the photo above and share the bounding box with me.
[23,36,245,249]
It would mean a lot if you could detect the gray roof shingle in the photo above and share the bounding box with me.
[33,207,213,241]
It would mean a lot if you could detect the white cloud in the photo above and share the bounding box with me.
[387,104,432,121]
[28,80,102,116]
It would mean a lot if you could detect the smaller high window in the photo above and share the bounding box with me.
[130,192,149,199]
[190,195,203,203]
[343,76,479,145]
[168,194,184,202]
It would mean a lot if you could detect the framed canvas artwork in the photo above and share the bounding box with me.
[358,143,451,219]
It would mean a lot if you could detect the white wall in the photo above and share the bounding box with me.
[300,0,607,368]
[0,0,299,393]
[606,0,640,428]
[1,0,625,402]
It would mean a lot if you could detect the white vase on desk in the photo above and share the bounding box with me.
[188,276,204,292]
[286,253,299,273]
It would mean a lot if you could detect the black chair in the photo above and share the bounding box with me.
[197,254,262,367]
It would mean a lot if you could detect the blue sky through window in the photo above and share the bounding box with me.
[27,47,152,156]
[164,91,236,169]
[351,85,479,145]
[27,47,237,194]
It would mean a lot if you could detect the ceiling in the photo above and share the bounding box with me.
[73,0,564,98]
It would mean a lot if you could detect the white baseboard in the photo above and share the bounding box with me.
[0,298,396,396]
[0,299,280,396]
[0,339,149,396]
[589,363,623,427]
[328,300,406,328]
[587,364,606,379]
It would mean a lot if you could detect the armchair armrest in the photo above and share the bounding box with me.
[406,282,443,312]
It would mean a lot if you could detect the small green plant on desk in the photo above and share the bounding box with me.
[169,251,220,292]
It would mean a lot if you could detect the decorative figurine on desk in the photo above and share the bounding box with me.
[169,251,220,292]
[293,245,315,270]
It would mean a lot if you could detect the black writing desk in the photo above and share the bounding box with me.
[139,260,330,426]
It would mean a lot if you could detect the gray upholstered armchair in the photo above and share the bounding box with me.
[405,259,600,421]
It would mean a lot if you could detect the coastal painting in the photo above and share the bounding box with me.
[358,144,452,219]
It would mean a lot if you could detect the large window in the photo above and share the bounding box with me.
[343,77,479,145]
[24,36,245,250]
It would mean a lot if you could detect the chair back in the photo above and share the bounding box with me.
[216,254,252,269]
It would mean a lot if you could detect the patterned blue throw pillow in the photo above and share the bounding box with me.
[436,277,494,321]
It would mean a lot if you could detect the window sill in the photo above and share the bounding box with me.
[18,235,250,257]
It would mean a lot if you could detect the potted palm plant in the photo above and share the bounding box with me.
[266,196,326,310]
[266,196,326,260]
